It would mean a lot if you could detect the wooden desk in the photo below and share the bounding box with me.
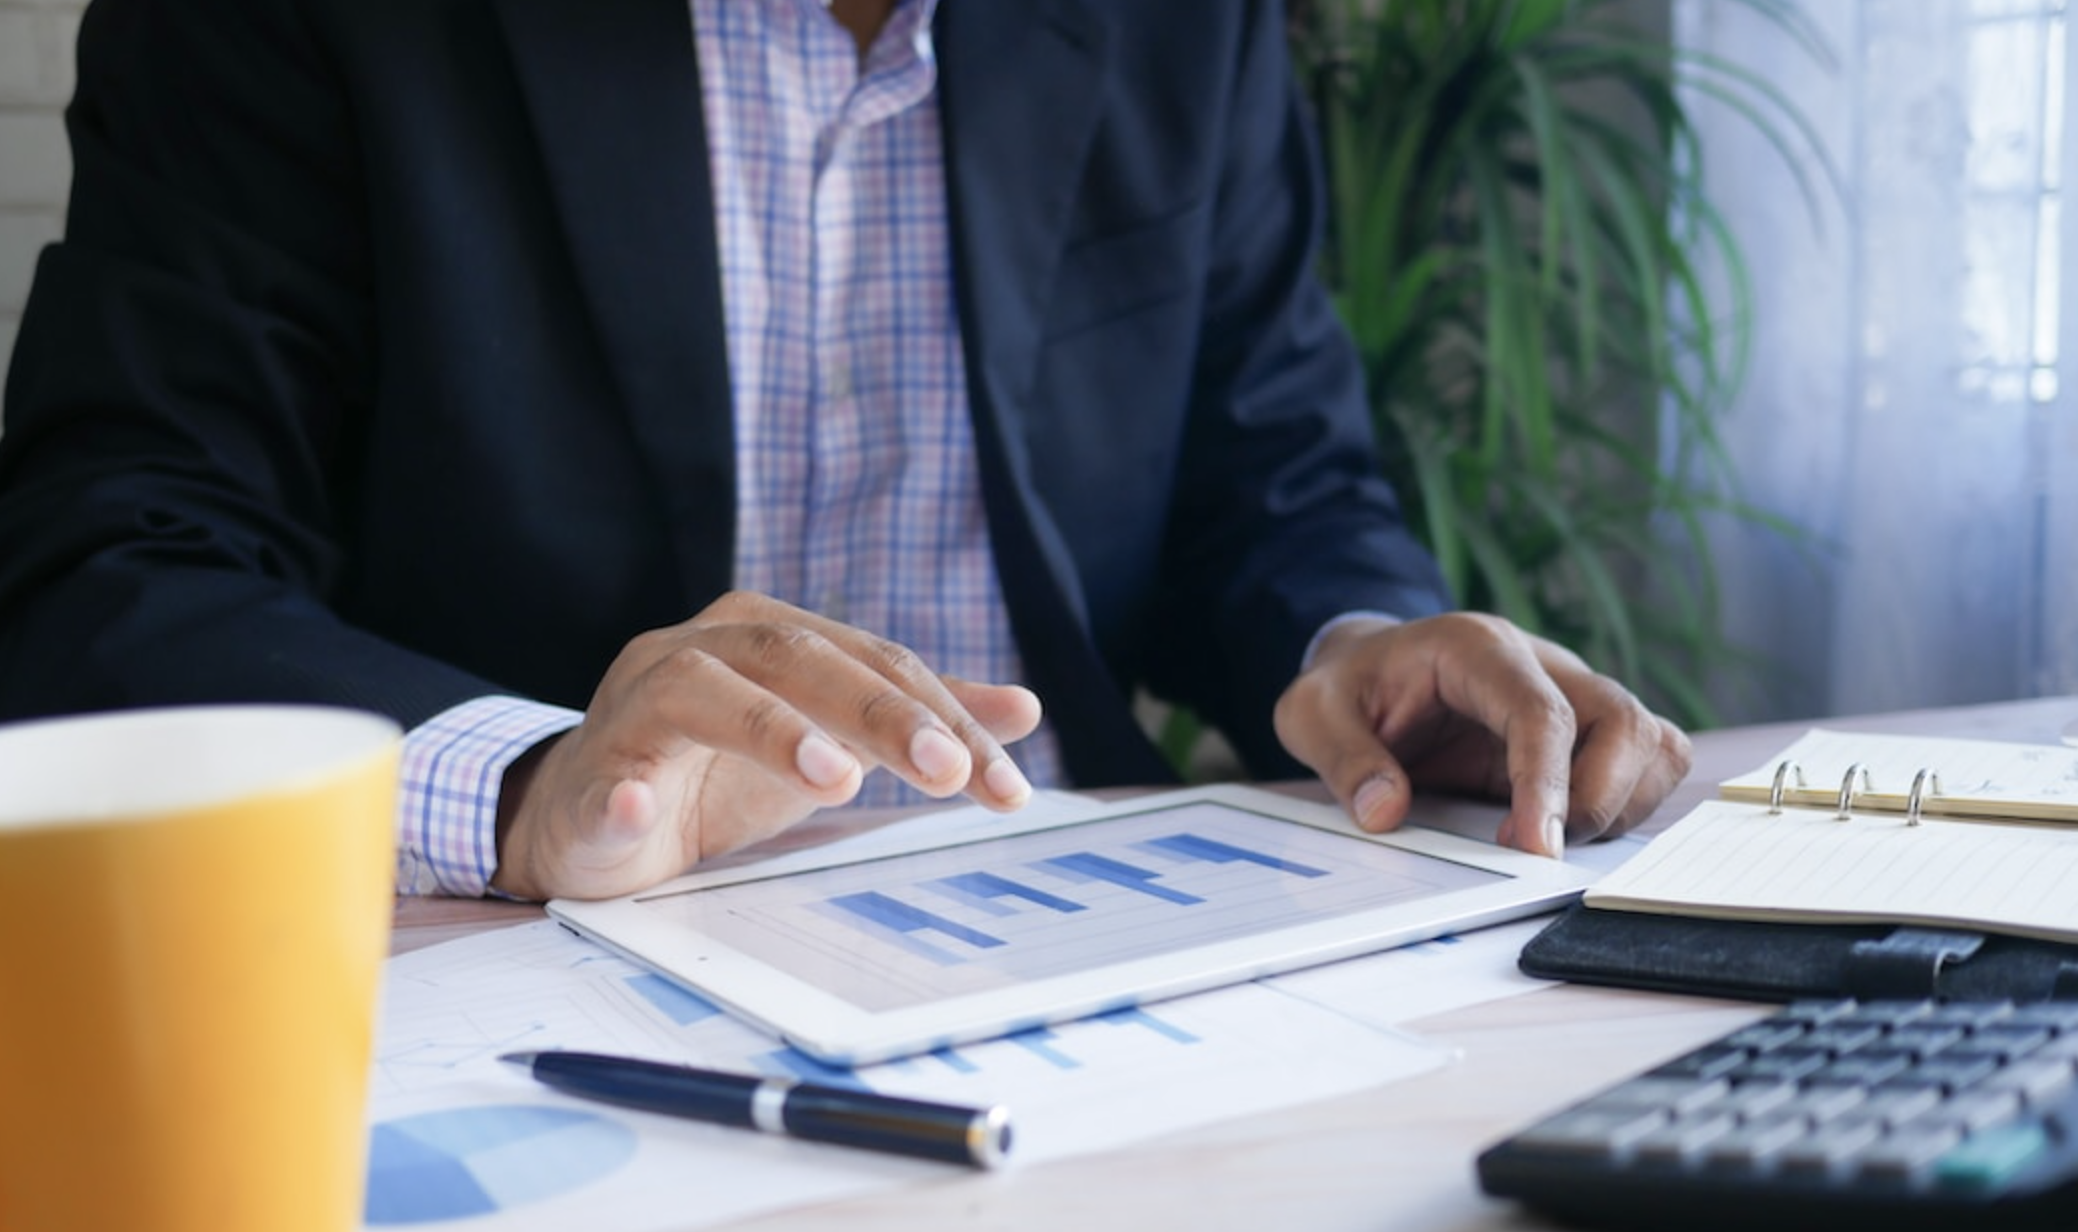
[390,695,2078,1231]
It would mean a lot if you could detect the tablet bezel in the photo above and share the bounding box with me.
[546,783,1592,1066]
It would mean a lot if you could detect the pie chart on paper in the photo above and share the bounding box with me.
[364,1104,639,1224]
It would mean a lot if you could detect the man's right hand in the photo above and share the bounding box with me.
[488,591,1040,902]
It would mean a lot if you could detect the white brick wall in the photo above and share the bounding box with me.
[0,0,83,406]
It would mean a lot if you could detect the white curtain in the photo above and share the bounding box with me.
[1677,0,2078,724]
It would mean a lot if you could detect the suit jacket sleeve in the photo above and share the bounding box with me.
[0,0,504,725]
[1152,0,1451,771]
[986,0,1452,778]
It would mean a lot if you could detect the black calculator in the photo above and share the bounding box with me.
[1476,998,2078,1231]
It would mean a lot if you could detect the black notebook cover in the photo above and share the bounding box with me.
[1519,902,2078,1003]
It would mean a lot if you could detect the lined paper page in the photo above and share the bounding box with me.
[1719,728,2078,822]
[1584,799,2078,944]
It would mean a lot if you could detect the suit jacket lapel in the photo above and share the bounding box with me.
[937,0,1108,424]
[494,0,735,606]
[939,1,1175,785]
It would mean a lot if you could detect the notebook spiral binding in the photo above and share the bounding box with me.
[1766,758,1945,825]
[1767,760,1802,813]
[1833,763,1871,819]
[1907,767,1943,826]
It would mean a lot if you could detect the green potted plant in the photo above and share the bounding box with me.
[1287,0,1829,730]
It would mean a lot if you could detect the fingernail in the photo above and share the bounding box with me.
[910,727,967,782]
[1352,777,1394,831]
[795,733,856,789]
[1543,815,1567,859]
[983,756,1031,806]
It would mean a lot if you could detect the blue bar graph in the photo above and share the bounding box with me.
[1006,1026,1082,1070]
[624,973,723,1026]
[929,1045,982,1075]
[763,1048,870,1091]
[828,891,1007,948]
[930,871,1085,914]
[1094,1006,1201,1044]
[1038,852,1203,904]
[1144,833,1330,878]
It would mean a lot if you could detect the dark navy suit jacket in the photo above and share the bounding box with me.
[0,0,1448,786]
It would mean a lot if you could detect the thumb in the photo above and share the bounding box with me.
[592,777,662,850]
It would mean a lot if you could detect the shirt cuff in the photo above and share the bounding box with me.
[1302,611,1404,670]
[395,695,582,898]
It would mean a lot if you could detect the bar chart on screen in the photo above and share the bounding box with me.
[635,801,1503,1013]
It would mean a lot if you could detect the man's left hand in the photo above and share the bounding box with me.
[1271,612,1693,858]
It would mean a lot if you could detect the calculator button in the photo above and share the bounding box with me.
[1715,1080,1799,1119]
[1837,1086,1943,1128]
[1969,1025,2053,1060]
[1813,1051,1913,1086]
[1733,1049,1830,1084]
[1885,1025,1966,1056]
[1585,1076,1728,1116]
[1894,1054,2000,1092]
[1772,1084,1867,1124]
[1721,1022,1810,1052]
[1932,1122,2050,1192]
[1632,1113,1739,1164]
[1774,1120,1884,1174]
[1508,1105,1668,1158]
[1700,1115,1809,1171]
[1926,1088,2023,1133]
[2003,1002,2078,1033]
[1841,1001,1937,1029]
[2029,1032,2078,1063]
[1799,1022,1885,1055]
[1780,998,1861,1024]
[1921,1001,2014,1030]
[1856,1124,1965,1178]
[1982,1057,2078,1105]
[1648,1045,1750,1082]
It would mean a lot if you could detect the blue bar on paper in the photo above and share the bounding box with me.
[763,1048,870,1091]
[1005,1026,1082,1070]
[933,871,1086,913]
[827,891,1006,949]
[624,973,724,1025]
[1093,1005,1201,1044]
[929,1045,982,1075]
[1039,852,1203,904]
[1143,832,1330,878]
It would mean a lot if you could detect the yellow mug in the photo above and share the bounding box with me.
[0,704,400,1232]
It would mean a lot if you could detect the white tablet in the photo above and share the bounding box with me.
[546,783,1593,1066]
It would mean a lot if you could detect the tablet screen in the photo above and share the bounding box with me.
[629,798,1508,1012]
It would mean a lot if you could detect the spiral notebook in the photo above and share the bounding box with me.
[1519,728,2078,1002]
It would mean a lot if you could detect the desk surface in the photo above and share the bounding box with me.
[391,694,2078,1231]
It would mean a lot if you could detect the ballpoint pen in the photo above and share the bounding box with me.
[499,1049,1013,1169]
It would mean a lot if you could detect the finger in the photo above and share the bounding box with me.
[942,678,1042,809]
[1596,716,1694,838]
[1272,668,1417,835]
[696,615,1018,804]
[1434,635,1575,859]
[819,634,1034,807]
[611,635,865,806]
[944,678,1043,744]
[1553,675,1679,841]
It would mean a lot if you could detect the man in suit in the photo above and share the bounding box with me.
[0,0,1689,900]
